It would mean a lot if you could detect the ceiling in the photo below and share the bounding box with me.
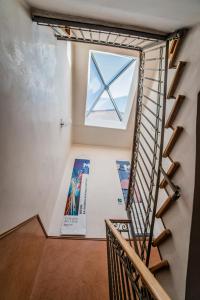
[27,0,200,33]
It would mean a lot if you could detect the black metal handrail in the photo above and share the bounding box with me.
[126,42,169,266]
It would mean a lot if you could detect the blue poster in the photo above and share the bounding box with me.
[116,160,130,203]
[61,159,90,235]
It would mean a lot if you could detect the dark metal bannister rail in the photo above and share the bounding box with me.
[125,41,169,266]
[105,219,171,300]
[31,9,185,52]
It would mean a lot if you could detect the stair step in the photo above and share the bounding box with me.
[169,39,177,54]
[152,229,172,247]
[159,161,180,188]
[168,38,183,69]
[167,61,186,99]
[163,126,183,158]
[156,195,177,218]
[61,27,71,36]
[150,260,169,274]
[165,95,185,129]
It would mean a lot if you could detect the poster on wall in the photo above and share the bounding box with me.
[116,160,142,203]
[61,159,90,235]
[116,160,130,203]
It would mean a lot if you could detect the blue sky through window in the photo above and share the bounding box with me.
[86,58,104,111]
[93,52,133,85]
[85,50,135,125]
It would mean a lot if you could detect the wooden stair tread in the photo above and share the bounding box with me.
[165,95,185,129]
[61,27,71,36]
[152,229,172,247]
[168,38,183,69]
[167,61,186,99]
[150,260,169,274]
[149,245,162,267]
[156,195,177,218]
[169,40,177,55]
[163,126,183,158]
[159,161,180,188]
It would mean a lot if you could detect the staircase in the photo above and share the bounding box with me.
[105,219,171,300]
[0,216,109,300]
[105,33,192,299]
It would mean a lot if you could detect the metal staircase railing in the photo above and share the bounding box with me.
[106,38,184,300]
[125,42,169,267]
[105,219,171,300]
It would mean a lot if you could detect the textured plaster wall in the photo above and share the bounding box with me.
[0,0,72,233]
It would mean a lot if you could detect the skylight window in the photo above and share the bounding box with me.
[85,50,137,129]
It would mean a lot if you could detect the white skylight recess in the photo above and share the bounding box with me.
[85,50,137,129]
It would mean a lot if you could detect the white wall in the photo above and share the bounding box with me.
[72,42,139,148]
[0,0,72,233]
[49,144,130,238]
[155,25,200,300]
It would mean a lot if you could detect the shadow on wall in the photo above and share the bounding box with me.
[185,91,200,300]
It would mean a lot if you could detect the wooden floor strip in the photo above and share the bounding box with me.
[168,38,183,69]
[156,195,176,218]
[163,127,183,158]
[167,61,186,99]
[165,95,185,128]
[152,229,172,247]
[160,162,180,188]
[150,260,169,274]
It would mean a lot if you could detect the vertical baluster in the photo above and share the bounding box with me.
[119,258,127,300]
[110,236,118,299]
[112,242,120,299]
[124,270,132,299]
[114,246,122,299]
[106,227,114,300]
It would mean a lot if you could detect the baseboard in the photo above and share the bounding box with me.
[0,214,106,241]
[0,215,38,239]
[48,235,106,241]
[36,215,48,237]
